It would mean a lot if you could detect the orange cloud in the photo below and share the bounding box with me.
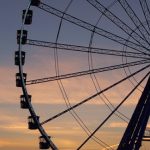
[108,122,127,128]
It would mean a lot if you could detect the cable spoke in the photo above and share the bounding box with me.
[117,0,150,44]
[26,59,150,85]
[77,71,150,150]
[37,2,149,55]
[86,0,150,50]
[139,0,150,32]
[27,39,149,59]
[41,64,150,125]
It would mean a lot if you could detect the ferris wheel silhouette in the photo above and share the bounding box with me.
[15,0,150,149]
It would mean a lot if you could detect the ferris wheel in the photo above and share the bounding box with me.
[15,0,150,149]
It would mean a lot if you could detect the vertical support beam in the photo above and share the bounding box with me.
[117,76,150,150]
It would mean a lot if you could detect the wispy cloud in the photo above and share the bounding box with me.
[108,122,127,128]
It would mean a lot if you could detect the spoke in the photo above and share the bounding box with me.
[117,0,150,45]
[27,39,149,59]
[86,0,150,50]
[26,59,150,85]
[139,0,150,32]
[41,64,150,125]
[37,2,149,55]
[77,72,150,150]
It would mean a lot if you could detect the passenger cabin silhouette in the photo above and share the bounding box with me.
[28,116,39,129]
[17,30,27,44]
[20,95,31,109]
[31,0,41,6]
[16,73,27,87]
[39,136,50,149]
[15,51,25,66]
[22,10,33,25]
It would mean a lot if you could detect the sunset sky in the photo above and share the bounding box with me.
[0,0,150,150]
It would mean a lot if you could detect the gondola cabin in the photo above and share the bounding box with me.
[17,30,27,44]
[15,51,25,66]
[16,73,27,87]
[20,95,31,109]
[22,10,33,25]
[31,0,41,6]
[28,116,39,129]
[39,136,50,149]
